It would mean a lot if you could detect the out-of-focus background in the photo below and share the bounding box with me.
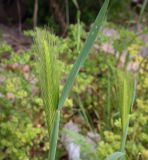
[0,0,148,160]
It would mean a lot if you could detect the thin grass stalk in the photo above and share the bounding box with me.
[77,96,93,131]
[106,69,111,128]
[75,7,93,130]
[120,118,130,153]
[138,0,148,24]
[48,110,60,160]
[72,0,79,9]
[77,10,81,53]
[72,0,81,53]
[65,0,69,27]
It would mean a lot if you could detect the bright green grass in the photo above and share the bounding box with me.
[34,0,109,159]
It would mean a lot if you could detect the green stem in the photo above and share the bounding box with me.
[77,96,93,131]
[106,69,111,128]
[47,1,110,159]
[48,111,60,160]
[138,0,148,24]
[120,117,130,160]
[77,10,81,53]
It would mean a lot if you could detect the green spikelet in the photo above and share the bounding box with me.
[115,70,134,132]
[114,69,136,153]
[34,28,59,138]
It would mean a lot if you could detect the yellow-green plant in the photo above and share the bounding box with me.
[34,29,60,160]
[106,69,136,160]
[34,0,109,159]
[115,70,136,153]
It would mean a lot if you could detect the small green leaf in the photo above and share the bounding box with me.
[105,152,125,160]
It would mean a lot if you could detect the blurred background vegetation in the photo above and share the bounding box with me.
[0,0,147,34]
[0,0,148,160]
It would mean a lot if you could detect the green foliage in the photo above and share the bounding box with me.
[0,112,41,160]
[96,62,148,160]
[0,43,12,53]
[0,41,49,160]
[33,1,109,159]
[0,10,148,160]
[108,0,132,22]
[113,28,143,53]
[0,72,43,160]
[105,152,125,160]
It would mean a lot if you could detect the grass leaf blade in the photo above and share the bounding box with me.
[58,0,109,110]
